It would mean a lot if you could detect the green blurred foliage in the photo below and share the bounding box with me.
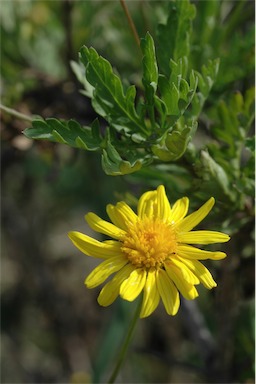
[1,1,254,383]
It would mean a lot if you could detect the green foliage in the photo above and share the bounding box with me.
[189,87,255,213]
[152,122,196,162]
[190,59,220,118]
[156,0,196,76]
[24,0,218,176]
[141,32,158,105]
[21,0,254,191]
[101,130,151,176]
[191,0,254,89]
[24,118,103,151]
[79,46,147,136]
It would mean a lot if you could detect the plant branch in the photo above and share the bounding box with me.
[120,0,141,49]
[0,104,39,122]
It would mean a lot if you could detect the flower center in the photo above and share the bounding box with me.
[121,217,177,269]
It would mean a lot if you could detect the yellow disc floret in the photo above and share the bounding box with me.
[121,217,177,269]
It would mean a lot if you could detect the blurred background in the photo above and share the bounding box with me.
[1,1,255,383]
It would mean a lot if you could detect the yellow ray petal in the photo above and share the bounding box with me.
[106,201,138,231]
[120,268,147,301]
[137,190,157,219]
[85,256,127,288]
[179,258,217,289]
[85,212,126,240]
[156,185,172,222]
[177,244,227,260]
[156,269,180,315]
[140,269,160,318]
[164,262,199,300]
[169,197,189,224]
[166,258,200,285]
[97,264,135,306]
[177,230,230,244]
[68,231,122,258]
[177,197,215,232]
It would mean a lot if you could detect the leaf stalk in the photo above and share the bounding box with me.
[0,104,37,122]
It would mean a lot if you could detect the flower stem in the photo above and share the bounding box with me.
[107,299,141,384]
[120,0,141,49]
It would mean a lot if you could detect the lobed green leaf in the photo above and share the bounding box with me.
[141,32,158,105]
[141,32,158,89]
[152,121,196,161]
[211,88,255,151]
[79,46,148,136]
[101,141,142,176]
[157,64,198,129]
[23,118,102,151]
[190,59,220,118]
[156,0,196,77]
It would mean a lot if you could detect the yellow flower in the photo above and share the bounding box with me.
[68,185,230,318]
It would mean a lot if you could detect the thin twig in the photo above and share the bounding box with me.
[0,104,39,122]
[120,0,141,49]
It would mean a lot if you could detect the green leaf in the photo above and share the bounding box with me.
[211,88,255,149]
[235,176,255,197]
[244,87,255,117]
[165,127,192,157]
[169,57,189,85]
[79,46,148,135]
[153,95,168,128]
[151,145,175,162]
[70,59,94,98]
[193,0,220,46]
[198,58,220,96]
[245,137,255,153]
[23,118,102,151]
[200,150,232,197]
[158,76,180,115]
[158,63,198,127]
[156,0,196,76]
[190,59,220,118]
[152,122,196,161]
[101,147,142,176]
[217,100,241,137]
[229,90,244,114]
[141,32,158,99]
[101,132,144,176]
[140,32,159,130]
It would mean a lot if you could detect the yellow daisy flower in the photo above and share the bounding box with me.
[68,185,230,318]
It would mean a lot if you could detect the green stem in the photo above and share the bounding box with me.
[0,104,38,122]
[148,104,156,131]
[107,299,141,384]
